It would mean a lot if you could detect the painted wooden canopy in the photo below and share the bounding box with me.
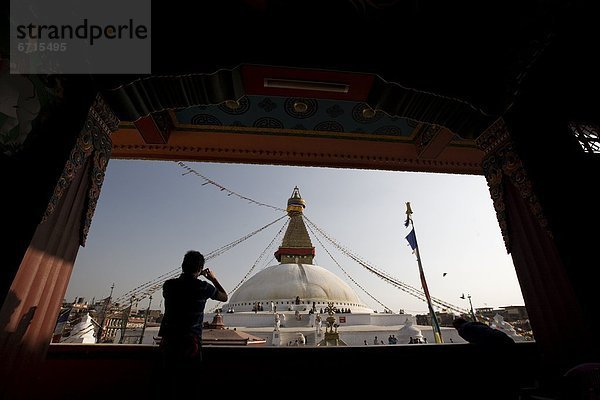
[107,64,485,174]
[103,0,574,174]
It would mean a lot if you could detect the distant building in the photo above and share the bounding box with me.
[501,305,528,322]
[202,313,266,346]
[416,312,455,327]
[475,306,529,323]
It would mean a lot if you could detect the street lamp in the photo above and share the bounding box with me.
[460,293,477,321]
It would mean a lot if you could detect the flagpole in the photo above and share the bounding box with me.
[405,202,444,344]
[461,293,477,322]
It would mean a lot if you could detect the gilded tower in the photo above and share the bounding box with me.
[274,187,316,264]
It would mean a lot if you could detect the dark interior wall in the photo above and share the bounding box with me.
[146,0,559,116]
[0,4,596,399]
[503,10,600,359]
[35,343,541,399]
[0,76,97,302]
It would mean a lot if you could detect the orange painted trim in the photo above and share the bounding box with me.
[174,122,414,143]
[418,128,456,159]
[111,127,484,175]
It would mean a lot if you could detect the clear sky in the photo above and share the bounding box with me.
[66,159,525,315]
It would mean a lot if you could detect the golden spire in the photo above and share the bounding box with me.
[274,187,315,264]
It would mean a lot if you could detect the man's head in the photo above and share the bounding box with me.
[182,250,205,274]
[452,317,468,329]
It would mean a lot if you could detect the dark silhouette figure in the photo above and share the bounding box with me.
[452,317,519,397]
[452,317,515,345]
[158,251,227,398]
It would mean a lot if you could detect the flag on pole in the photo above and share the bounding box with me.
[405,229,417,251]
[417,263,444,343]
[403,202,444,343]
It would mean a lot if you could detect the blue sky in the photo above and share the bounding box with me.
[66,159,525,315]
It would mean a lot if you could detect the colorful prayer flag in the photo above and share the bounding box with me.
[406,229,417,251]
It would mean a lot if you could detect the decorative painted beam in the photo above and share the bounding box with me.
[133,112,172,144]
[103,65,494,140]
[415,125,456,159]
[111,127,484,175]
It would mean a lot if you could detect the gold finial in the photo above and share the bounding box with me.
[405,202,413,227]
[286,186,306,215]
[324,302,336,316]
[316,302,347,346]
[324,302,337,334]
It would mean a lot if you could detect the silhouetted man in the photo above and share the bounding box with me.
[452,317,515,345]
[158,250,227,398]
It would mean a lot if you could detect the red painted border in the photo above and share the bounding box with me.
[133,116,169,144]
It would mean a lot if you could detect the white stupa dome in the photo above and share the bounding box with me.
[226,263,373,313]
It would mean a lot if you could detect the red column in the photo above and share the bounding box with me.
[0,160,91,398]
[478,119,593,380]
[0,95,117,398]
